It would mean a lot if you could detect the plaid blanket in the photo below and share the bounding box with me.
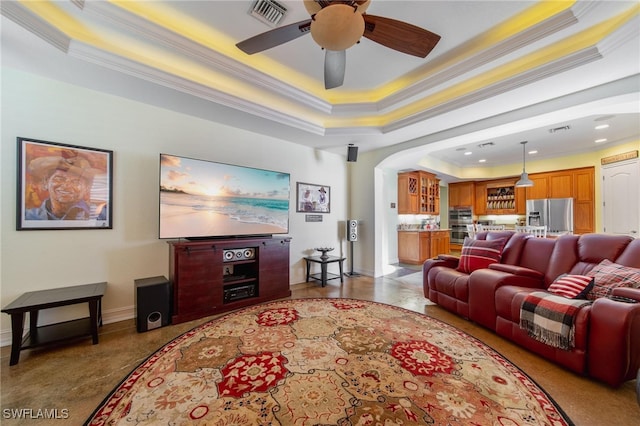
[519,291,592,350]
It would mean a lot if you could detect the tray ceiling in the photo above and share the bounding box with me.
[1,0,639,173]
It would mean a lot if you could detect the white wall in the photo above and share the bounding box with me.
[0,68,348,344]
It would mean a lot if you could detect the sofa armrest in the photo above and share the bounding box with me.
[588,295,640,387]
[422,256,460,297]
[488,263,545,280]
[611,287,640,302]
[422,256,459,275]
[434,254,460,266]
[468,268,546,330]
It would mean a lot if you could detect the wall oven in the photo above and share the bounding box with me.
[449,207,473,244]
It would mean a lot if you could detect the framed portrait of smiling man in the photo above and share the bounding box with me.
[17,137,113,230]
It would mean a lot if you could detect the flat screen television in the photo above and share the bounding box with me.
[159,154,290,239]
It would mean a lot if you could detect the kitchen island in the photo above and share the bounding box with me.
[398,229,450,264]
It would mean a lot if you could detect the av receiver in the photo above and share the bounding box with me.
[223,283,257,303]
[223,248,256,262]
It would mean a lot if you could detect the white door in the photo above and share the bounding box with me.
[602,159,639,237]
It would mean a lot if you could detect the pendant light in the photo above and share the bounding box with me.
[515,141,534,187]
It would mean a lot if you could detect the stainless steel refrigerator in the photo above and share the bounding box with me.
[526,198,574,234]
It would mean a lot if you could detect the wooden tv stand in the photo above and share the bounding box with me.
[168,236,291,324]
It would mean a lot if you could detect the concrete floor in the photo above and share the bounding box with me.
[1,270,638,425]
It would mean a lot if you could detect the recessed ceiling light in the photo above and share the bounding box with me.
[464,151,472,156]
[595,124,609,130]
[478,159,486,163]
[595,138,607,143]
[528,150,538,154]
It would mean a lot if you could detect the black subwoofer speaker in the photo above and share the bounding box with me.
[134,276,172,333]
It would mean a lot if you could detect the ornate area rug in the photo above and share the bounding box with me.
[86,299,573,425]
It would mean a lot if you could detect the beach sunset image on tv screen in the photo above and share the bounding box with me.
[159,154,290,239]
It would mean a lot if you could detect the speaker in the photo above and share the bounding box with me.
[347,145,358,162]
[223,248,255,262]
[347,219,359,241]
[135,276,172,333]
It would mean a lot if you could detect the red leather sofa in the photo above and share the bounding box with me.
[423,231,640,387]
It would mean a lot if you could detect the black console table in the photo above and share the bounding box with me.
[304,255,346,287]
[1,282,106,365]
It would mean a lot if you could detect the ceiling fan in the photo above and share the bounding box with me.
[236,0,441,89]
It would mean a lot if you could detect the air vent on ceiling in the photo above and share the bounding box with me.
[477,142,495,148]
[548,125,571,133]
[249,0,287,27]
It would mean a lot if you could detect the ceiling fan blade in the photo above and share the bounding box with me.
[324,50,346,90]
[236,19,312,54]
[363,15,440,58]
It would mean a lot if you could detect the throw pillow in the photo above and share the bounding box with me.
[586,259,640,300]
[457,237,506,274]
[548,274,594,299]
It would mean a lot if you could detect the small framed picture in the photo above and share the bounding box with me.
[296,182,330,213]
[17,137,113,230]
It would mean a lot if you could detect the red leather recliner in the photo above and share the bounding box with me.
[423,232,640,387]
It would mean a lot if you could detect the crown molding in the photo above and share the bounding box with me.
[3,0,635,140]
[367,6,583,114]
[381,46,603,134]
[81,1,333,115]
[597,14,640,56]
[66,37,604,138]
[71,0,85,10]
[85,0,589,120]
[68,40,328,136]
[0,0,70,52]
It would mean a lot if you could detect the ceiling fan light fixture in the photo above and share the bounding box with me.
[311,4,364,51]
[515,141,534,187]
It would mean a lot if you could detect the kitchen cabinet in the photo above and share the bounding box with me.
[485,180,518,214]
[398,172,419,214]
[398,231,420,263]
[398,230,450,265]
[429,230,451,258]
[521,167,594,233]
[472,179,524,215]
[449,182,475,208]
[573,167,595,234]
[420,172,440,215]
[548,171,573,198]
[515,186,526,214]
[525,175,549,200]
[398,171,440,215]
[444,167,594,232]
[525,169,580,199]
[474,182,487,215]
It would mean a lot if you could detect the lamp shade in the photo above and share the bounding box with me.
[310,4,364,51]
[515,172,534,187]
